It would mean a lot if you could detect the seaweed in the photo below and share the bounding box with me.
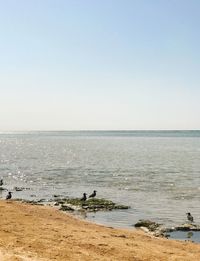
[59,198,130,212]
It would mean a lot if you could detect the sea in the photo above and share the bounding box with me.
[0,130,200,229]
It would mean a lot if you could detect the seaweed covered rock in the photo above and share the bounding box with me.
[59,198,130,212]
[175,223,200,231]
[134,220,161,232]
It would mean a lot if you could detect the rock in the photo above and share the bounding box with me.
[37,199,46,203]
[150,223,200,239]
[14,187,23,191]
[57,198,130,212]
[139,227,150,233]
[56,200,65,204]
[114,205,129,210]
[135,219,200,240]
[15,196,130,213]
[14,187,30,191]
[53,195,62,198]
[0,187,7,191]
[134,220,161,231]
[175,223,200,231]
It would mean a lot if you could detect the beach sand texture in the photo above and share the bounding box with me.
[0,200,199,261]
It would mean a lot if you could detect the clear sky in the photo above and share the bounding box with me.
[0,0,200,131]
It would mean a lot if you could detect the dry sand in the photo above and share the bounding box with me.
[0,200,199,261]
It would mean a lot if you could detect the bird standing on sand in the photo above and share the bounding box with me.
[186,212,194,223]
[89,190,97,198]
[81,193,87,201]
[6,192,12,200]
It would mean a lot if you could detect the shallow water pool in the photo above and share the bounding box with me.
[167,231,200,243]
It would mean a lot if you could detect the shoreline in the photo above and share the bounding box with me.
[0,200,200,260]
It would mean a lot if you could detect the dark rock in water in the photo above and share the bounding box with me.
[175,223,200,231]
[37,199,46,203]
[14,187,30,191]
[114,205,129,210]
[56,200,65,204]
[58,198,130,212]
[0,187,7,191]
[134,220,167,238]
[134,220,161,231]
[53,194,63,198]
[30,194,37,197]
[14,187,23,191]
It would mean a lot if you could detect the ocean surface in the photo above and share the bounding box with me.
[0,130,200,229]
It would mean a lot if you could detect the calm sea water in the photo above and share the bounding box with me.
[0,131,200,228]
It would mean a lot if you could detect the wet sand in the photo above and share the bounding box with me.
[0,200,200,261]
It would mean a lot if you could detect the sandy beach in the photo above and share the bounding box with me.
[0,200,199,260]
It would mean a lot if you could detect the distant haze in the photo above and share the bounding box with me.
[0,1,200,131]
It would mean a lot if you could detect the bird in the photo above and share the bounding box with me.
[6,191,12,200]
[89,190,97,198]
[0,179,3,186]
[80,193,87,201]
[186,212,194,223]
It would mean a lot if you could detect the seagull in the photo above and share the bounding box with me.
[80,193,87,201]
[6,191,12,200]
[186,212,194,223]
[89,190,97,198]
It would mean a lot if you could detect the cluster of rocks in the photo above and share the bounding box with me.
[134,220,164,237]
[16,195,130,213]
[54,197,130,212]
[134,219,200,238]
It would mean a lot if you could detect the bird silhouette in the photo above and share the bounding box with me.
[6,192,12,200]
[89,190,97,198]
[80,193,87,201]
[186,212,194,223]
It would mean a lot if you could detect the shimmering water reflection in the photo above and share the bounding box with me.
[0,131,200,228]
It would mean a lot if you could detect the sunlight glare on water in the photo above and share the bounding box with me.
[0,131,200,228]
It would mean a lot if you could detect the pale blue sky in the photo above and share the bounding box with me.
[0,0,200,130]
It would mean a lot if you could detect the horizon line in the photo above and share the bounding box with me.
[0,129,200,132]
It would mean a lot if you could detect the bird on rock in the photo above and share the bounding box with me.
[6,191,12,200]
[186,212,194,223]
[81,193,87,201]
[89,190,97,198]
